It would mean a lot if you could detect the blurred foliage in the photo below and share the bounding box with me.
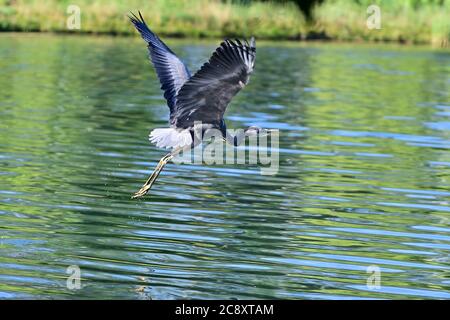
[260,0,324,19]
[0,0,448,46]
[313,0,450,46]
[0,0,305,39]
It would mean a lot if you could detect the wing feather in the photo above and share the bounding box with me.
[129,12,191,114]
[172,38,256,128]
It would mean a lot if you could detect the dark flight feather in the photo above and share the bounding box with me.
[172,38,256,128]
[129,11,191,114]
[130,12,256,129]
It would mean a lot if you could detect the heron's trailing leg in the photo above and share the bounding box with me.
[131,147,185,199]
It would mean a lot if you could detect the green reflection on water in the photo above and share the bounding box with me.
[0,34,449,299]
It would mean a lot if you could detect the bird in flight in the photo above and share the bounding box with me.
[129,12,268,199]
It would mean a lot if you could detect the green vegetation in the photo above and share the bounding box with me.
[0,0,449,46]
[0,0,305,39]
[314,0,450,46]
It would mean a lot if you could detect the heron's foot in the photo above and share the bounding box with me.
[131,152,175,199]
[131,185,151,199]
[131,170,158,199]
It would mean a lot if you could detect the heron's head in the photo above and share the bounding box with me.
[244,126,270,137]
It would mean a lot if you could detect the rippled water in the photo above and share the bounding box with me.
[0,34,449,299]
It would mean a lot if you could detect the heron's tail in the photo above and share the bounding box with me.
[149,128,192,149]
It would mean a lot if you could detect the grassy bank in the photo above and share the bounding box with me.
[0,0,306,39]
[0,0,449,46]
[314,0,450,47]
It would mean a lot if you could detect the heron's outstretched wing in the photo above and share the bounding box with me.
[172,38,256,128]
[129,12,191,114]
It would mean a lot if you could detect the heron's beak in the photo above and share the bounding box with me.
[262,129,277,135]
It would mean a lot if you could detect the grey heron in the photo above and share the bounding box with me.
[129,12,268,198]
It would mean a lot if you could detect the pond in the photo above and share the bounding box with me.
[0,34,449,299]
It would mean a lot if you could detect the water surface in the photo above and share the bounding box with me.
[0,34,449,299]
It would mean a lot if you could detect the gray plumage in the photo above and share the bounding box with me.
[173,38,256,128]
[129,11,263,198]
[129,11,256,130]
[129,12,191,116]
